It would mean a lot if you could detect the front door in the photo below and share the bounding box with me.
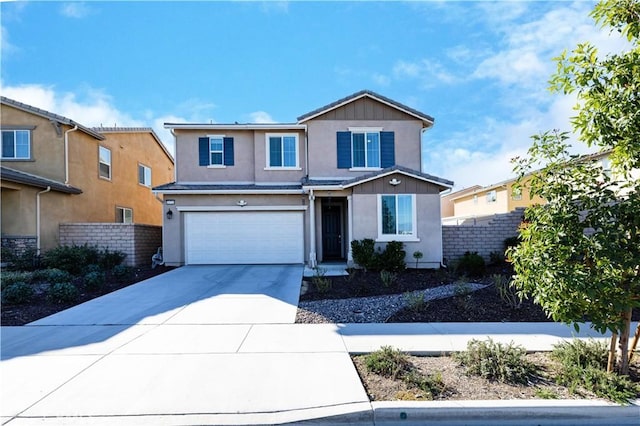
[322,205,342,260]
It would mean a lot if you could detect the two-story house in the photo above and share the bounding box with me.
[156,90,453,268]
[0,97,175,254]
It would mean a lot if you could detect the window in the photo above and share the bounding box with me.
[352,131,380,168]
[266,134,298,168]
[138,164,152,187]
[198,136,233,167]
[486,190,497,203]
[116,207,132,223]
[1,130,31,159]
[99,146,111,179]
[511,187,522,201]
[379,194,417,240]
[209,136,224,166]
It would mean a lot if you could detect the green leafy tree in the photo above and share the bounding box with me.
[509,0,640,375]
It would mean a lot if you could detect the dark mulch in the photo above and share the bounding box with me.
[1,265,174,326]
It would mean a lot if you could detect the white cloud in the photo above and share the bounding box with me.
[60,2,92,19]
[393,59,457,87]
[372,73,391,87]
[1,25,18,55]
[248,111,276,123]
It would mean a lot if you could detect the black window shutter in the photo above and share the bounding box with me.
[198,137,209,166]
[380,131,395,168]
[337,131,352,169]
[223,137,234,166]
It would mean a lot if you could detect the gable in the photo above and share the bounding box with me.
[352,172,442,195]
[311,97,418,121]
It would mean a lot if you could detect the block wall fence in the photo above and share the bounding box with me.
[59,223,162,267]
[442,208,525,264]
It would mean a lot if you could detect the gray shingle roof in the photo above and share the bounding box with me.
[153,183,303,192]
[1,166,82,194]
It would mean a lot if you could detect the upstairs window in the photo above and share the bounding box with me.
[486,190,497,203]
[1,129,31,159]
[352,131,380,168]
[138,164,152,187]
[198,136,234,167]
[337,130,394,169]
[99,146,111,180]
[266,134,298,168]
[209,136,224,166]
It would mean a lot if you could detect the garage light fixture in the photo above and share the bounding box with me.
[237,200,248,207]
[166,209,173,220]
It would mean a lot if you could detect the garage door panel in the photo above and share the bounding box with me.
[185,212,304,264]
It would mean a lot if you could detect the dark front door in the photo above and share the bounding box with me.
[322,205,342,260]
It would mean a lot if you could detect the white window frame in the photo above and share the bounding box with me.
[265,133,300,170]
[99,146,112,180]
[486,190,497,203]
[116,206,133,224]
[207,134,226,168]
[377,194,419,242]
[1,129,31,160]
[511,187,522,201]
[349,127,383,171]
[138,163,152,187]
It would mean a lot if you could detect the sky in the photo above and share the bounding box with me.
[0,0,631,189]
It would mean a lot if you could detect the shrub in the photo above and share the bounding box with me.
[1,271,34,290]
[83,271,106,291]
[42,244,100,275]
[47,282,79,304]
[378,241,406,272]
[99,248,126,270]
[456,251,485,277]
[33,268,73,284]
[311,267,332,293]
[504,236,520,250]
[3,248,39,271]
[380,270,397,287]
[112,264,133,280]
[493,274,522,309]
[365,346,413,379]
[489,251,504,265]
[351,239,377,271]
[403,369,446,399]
[453,338,537,385]
[404,292,429,313]
[412,250,423,269]
[2,282,34,304]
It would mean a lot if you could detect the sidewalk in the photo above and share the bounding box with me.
[2,321,638,425]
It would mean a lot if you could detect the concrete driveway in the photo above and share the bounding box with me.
[30,264,304,326]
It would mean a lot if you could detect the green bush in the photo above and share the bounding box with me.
[47,282,79,304]
[1,271,34,290]
[112,264,133,280]
[33,268,73,284]
[351,239,377,271]
[453,339,537,385]
[378,241,406,272]
[3,248,39,271]
[98,248,126,270]
[83,271,106,291]
[456,251,486,277]
[365,346,413,379]
[42,245,100,275]
[380,270,397,287]
[403,369,446,399]
[493,274,522,309]
[84,264,102,274]
[311,267,332,293]
[1,282,34,304]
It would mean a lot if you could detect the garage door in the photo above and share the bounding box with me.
[184,211,304,264]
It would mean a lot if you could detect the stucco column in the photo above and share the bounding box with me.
[308,190,317,268]
[347,194,354,266]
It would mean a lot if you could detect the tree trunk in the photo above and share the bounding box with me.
[608,333,617,373]
[616,308,633,375]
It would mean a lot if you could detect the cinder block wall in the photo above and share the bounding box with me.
[442,208,524,264]
[59,223,162,267]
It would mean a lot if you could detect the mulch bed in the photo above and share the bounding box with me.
[1,265,174,326]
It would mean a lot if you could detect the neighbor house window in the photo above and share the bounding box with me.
[116,207,133,223]
[138,164,151,187]
[209,135,224,166]
[379,194,417,240]
[486,190,497,203]
[511,187,522,201]
[352,131,380,168]
[99,146,111,179]
[266,134,298,168]
[1,129,31,159]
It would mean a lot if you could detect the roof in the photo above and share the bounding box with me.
[153,182,303,194]
[164,123,306,131]
[296,90,435,125]
[92,127,175,163]
[0,96,105,141]
[1,166,83,194]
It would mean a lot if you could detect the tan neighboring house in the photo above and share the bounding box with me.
[1,97,174,254]
[440,185,481,218]
[155,90,453,268]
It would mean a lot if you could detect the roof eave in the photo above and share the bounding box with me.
[164,123,307,131]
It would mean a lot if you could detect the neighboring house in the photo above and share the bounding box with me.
[440,185,481,218]
[156,90,453,268]
[0,97,175,254]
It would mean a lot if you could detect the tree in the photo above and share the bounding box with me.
[509,0,640,375]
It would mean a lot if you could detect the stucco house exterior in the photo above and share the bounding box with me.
[0,97,175,254]
[156,90,453,268]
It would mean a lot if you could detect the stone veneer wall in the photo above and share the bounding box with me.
[1,236,37,256]
[442,208,525,264]
[59,223,162,267]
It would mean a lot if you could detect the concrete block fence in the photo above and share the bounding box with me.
[59,223,162,267]
[442,208,525,264]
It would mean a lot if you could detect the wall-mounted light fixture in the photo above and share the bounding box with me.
[166,209,173,220]
[237,199,248,207]
[389,178,402,186]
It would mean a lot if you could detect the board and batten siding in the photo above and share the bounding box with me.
[352,174,441,195]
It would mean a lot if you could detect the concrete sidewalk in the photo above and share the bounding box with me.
[2,322,639,425]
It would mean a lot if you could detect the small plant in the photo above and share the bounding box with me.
[453,279,471,297]
[84,264,102,274]
[33,268,73,284]
[312,267,332,293]
[489,251,504,265]
[534,388,559,399]
[83,271,106,291]
[365,346,413,379]
[1,271,34,290]
[99,248,126,270]
[345,267,358,282]
[47,282,79,304]
[380,270,397,288]
[112,264,133,280]
[404,292,428,312]
[493,274,522,309]
[3,248,39,271]
[351,239,377,271]
[402,369,446,399]
[453,338,537,385]
[412,250,423,269]
[456,251,486,277]
[1,282,34,304]
[378,241,406,272]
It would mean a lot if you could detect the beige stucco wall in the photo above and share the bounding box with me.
[454,187,509,217]
[306,120,424,178]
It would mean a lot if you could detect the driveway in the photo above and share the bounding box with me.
[30,264,304,326]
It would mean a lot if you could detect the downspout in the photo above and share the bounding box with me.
[304,127,309,179]
[64,125,79,185]
[308,188,317,268]
[36,186,51,255]
[170,129,178,183]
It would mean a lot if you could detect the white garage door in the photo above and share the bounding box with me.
[185,211,304,264]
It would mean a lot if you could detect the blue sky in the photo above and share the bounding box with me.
[0,1,630,189]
